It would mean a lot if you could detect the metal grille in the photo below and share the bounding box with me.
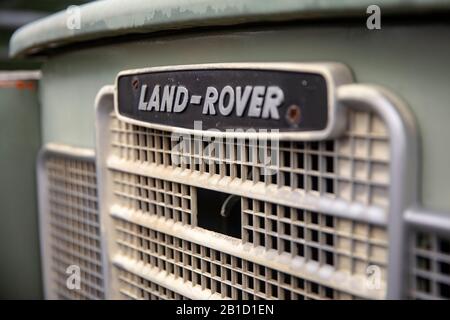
[113,216,355,300]
[112,170,195,225]
[410,231,450,299]
[39,147,105,299]
[117,267,190,300]
[109,110,389,208]
[99,102,390,299]
[242,198,387,279]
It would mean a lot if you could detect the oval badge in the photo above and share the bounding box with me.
[115,63,352,140]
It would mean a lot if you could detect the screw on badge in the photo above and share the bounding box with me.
[132,78,139,90]
[286,104,302,125]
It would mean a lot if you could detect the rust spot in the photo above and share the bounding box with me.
[0,80,36,90]
[16,80,35,90]
[286,104,302,125]
[132,78,139,90]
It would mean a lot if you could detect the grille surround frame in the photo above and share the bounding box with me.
[337,84,419,298]
[95,63,418,299]
[37,144,106,299]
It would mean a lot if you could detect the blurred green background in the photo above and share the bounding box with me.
[0,0,92,69]
[0,0,92,299]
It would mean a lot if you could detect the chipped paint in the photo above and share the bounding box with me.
[0,80,36,90]
[9,0,450,57]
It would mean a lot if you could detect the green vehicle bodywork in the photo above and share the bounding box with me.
[5,0,450,298]
[0,74,41,299]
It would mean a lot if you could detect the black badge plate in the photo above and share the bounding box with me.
[117,68,328,132]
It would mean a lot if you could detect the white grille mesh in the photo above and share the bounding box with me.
[113,217,354,300]
[100,107,390,300]
[117,267,190,300]
[410,231,450,299]
[242,198,388,280]
[41,151,104,299]
[112,170,195,225]
[109,111,389,208]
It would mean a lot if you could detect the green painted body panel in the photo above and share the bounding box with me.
[0,79,42,299]
[39,24,450,212]
[4,0,450,300]
[10,0,450,57]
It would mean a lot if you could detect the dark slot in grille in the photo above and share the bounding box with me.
[197,188,242,239]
